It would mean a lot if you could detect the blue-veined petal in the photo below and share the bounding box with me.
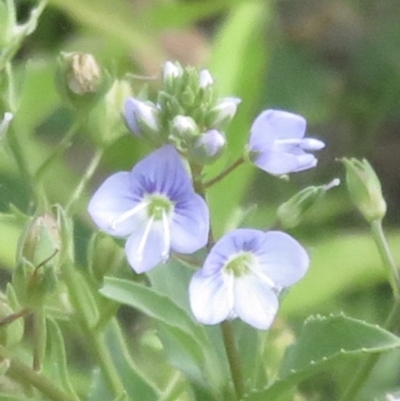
[250,109,306,149]
[254,231,309,287]
[254,150,317,175]
[189,270,232,325]
[125,218,168,273]
[201,229,265,275]
[88,172,145,237]
[233,274,279,330]
[171,195,209,253]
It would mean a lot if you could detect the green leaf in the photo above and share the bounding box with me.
[100,277,206,342]
[100,277,229,397]
[88,320,160,401]
[243,314,400,401]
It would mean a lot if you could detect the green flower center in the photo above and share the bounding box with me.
[224,252,253,277]
[146,195,173,220]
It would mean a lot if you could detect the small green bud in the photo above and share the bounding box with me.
[20,212,61,268]
[13,210,62,307]
[341,158,387,223]
[57,52,104,110]
[277,179,340,229]
[90,78,133,146]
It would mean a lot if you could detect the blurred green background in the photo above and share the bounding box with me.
[1,0,400,399]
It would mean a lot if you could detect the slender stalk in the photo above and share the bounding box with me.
[0,345,77,401]
[189,162,245,400]
[339,220,400,401]
[65,148,104,212]
[203,157,245,189]
[35,120,81,182]
[370,219,400,300]
[221,321,245,400]
[0,308,31,326]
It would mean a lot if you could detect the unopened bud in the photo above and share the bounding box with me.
[90,79,132,146]
[65,53,101,95]
[277,179,340,228]
[199,69,213,89]
[207,97,241,129]
[57,52,103,110]
[124,97,162,145]
[341,158,386,223]
[162,61,183,83]
[171,115,198,140]
[189,129,226,165]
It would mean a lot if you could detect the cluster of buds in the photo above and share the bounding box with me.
[124,62,240,164]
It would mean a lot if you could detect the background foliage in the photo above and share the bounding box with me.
[1,0,399,400]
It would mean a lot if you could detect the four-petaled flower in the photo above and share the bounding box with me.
[88,146,210,273]
[189,229,309,329]
[248,109,325,176]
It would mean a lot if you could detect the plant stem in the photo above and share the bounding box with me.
[339,219,400,401]
[203,157,245,189]
[370,219,400,300]
[65,148,104,213]
[221,321,245,400]
[35,120,81,182]
[0,345,77,401]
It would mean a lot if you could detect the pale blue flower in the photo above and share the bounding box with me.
[190,129,226,164]
[249,109,325,175]
[88,146,209,273]
[189,229,309,329]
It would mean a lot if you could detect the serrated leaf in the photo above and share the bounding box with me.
[243,314,400,401]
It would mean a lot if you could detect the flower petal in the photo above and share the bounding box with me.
[171,194,209,253]
[88,172,144,236]
[124,98,141,135]
[250,109,306,150]
[254,231,309,288]
[189,270,231,325]
[125,219,166,273]
[201,229,264,275]
[233,274,279,330]
[130,145,195,202]
[254,149,317,175]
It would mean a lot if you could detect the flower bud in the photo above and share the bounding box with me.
[277,179,340,229]
[170,115,199,140]
[206,97,241,129]
[0,112,13,140]
[124,97,162,145]
[189,129,226,165]
[89,79,132,146]
[199,69,214,89]
[57,52,103,110]
[162,61,183,83]
[13,211,61,308]
[341,158,387,223]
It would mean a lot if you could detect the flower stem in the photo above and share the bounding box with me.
[203,156,245,189]
[65,148,104,213]
[0,345,77,401]
[35,120,81,182]
[370,219,400,300]
[339,220,400,401]
[221,321,245,400]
